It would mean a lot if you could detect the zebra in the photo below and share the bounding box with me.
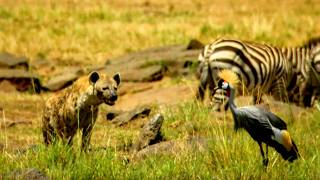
[281,37,320,107]
[196,38,320,111]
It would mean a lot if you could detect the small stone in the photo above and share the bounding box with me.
[8,168,49,180]
[186,39,205,50]
[110,105,152,126]
[132,113,164,151]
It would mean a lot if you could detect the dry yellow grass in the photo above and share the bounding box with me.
[0,0,319,67]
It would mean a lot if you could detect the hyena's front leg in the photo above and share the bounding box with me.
[81,124,93,151]
[42,124,56,145]
[42,115,56,145]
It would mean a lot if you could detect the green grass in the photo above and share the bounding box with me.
[1,101,320,179]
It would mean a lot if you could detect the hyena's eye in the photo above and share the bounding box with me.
[102,87,109,91]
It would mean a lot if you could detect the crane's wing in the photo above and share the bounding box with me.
[239,106,288,130]
[262,109,288,130]
[236,107,274,141]
[237,107,273,131]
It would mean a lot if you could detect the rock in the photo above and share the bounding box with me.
[186,39,205,50]
[110,105,152,126]
[0,80,18,93]
[121,65,166,82]
[133,136,208,160]
[132,113,164,151]
[106,110,122,121]
[42,67,85,91]
[7,168,48,180]
[30,59,56,77]
[0,52,29,70]
[0,69,41,93]
[105,40,203,81]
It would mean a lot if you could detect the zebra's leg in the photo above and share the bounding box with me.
[310,89,318,107]
[298,82,307,106]
[208,76,216,101]
[196,63,208,101]
[303,84,318,107]
[271,78,289,103]
[253,88,263,104]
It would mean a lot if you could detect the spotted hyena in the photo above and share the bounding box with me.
[42,71,121,150]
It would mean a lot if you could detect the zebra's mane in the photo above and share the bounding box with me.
[303,37,320,48]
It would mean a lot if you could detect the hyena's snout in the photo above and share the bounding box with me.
[109,91,118,102]
[103,91,118,105]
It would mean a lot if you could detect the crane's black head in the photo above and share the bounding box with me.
[217,79,231,97]
[217,79,230,90]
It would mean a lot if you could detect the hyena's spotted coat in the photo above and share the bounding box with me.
[42,71,120,150]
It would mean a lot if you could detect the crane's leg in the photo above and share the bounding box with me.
[258,142,268,166]
[264,144,269,166]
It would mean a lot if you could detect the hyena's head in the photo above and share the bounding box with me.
[89,71,121,106]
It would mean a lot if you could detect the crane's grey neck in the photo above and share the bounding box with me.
[228,86,237,116]
[228,86,242,131]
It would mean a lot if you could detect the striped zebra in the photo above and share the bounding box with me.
[282,37,320,107]
[196,38,320,111]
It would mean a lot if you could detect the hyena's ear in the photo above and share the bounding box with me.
[89,71,100,85]
[113,73,121,86]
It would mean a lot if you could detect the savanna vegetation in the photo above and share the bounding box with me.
[0,0,320,179]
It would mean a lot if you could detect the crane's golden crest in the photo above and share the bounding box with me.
[218,69,240,86]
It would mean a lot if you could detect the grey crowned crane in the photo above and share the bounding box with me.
[217,70,300,166]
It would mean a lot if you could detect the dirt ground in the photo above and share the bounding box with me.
[115,77,198,111]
